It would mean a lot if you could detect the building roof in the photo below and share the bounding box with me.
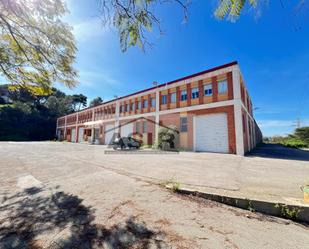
[63,61,238,116]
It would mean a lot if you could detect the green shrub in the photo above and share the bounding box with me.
[157,125,179,150]
[281,138,307,149]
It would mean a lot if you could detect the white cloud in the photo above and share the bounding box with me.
[254,107,297,115]
[78,69,121,88]
[72,18,110,42]
[258,120,295,128]
[257,119,309,136]
[258,119,309,128]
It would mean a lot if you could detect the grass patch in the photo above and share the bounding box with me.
[162,178,181,192]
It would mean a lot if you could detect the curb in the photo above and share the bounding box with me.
[104,150,179,154]
[168,186,309,224]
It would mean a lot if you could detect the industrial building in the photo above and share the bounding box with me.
[56,61,262,155]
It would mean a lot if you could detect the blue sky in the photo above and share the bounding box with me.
[3,0,309,136]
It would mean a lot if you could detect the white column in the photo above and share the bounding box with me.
[232,66,245,156]
[64,116,67,141]
[90,108,95,144]
[115,100,120,135]
[155,89,160,144]
[75,114,79,143]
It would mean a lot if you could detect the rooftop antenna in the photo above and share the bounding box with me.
[152,81,158,87]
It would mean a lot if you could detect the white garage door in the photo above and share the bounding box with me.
[194,113,229,153]
[71,128,76,143]
[78,127,85,143]
[121,122,133,137]
[105,124,115,145]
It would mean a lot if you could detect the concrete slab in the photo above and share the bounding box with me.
[1,142,309,248]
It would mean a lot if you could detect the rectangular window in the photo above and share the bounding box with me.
[131,102,135,111]
[191,87,199,99]
[151,97,156,107]
[143,121,147,133]
[138,101,141,110]
[126,104,129,112]
[170,92,176,103]
[161,95,167,105]
[120,105,123,113]
[180,90,187,101]
[218,80,228,94]
[180,117,188,132]
[204,84,212,96]
[143,99,148,108]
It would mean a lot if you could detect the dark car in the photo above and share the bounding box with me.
[112,136,142,150]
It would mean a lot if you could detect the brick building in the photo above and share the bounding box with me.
[56,61,262,155]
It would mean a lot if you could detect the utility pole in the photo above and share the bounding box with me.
[296,118,301,129]
[292,118,301,129]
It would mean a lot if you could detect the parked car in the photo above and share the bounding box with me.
[113,136,142,150]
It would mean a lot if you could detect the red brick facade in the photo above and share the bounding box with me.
[57,62,261,155]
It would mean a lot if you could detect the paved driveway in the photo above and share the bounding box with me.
[1,142,309,248]
[64,142,308,205]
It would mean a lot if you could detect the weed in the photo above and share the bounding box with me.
[163,177,181,192]
[247,200,255,212]
[274,203,300,220]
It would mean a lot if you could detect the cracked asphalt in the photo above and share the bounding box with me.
[0,142,309,249]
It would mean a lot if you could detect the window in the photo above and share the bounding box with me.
[218,80,228,94]
[180,117,188,132]
[126,104,129,112]
[170,92,176,103]
[143,99,148,108]
[204,84,212,96]
[120,105,123,113]
[191,87,199,99]
[180,90,187,101]
[131,102,135,111]
[151,97,156,107]
[143,121,147,132]
[161,95,167,105]
[138,101,142,110]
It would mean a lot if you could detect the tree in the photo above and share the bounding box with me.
[0,0,78,89]
[72,94,87,111]
[0,96,6,104]
[294,127,309,146]
[98,0,262,51]
[89,97,103,107]
[0,86,86,141]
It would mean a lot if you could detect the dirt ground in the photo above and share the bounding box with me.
[0,142,309,249]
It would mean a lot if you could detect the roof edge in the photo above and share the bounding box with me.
[61,61,238,117]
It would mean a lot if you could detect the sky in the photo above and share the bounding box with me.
[3,0,309,136]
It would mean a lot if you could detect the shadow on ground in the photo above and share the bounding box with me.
[247,143,309,162]
[0,187,166,249]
